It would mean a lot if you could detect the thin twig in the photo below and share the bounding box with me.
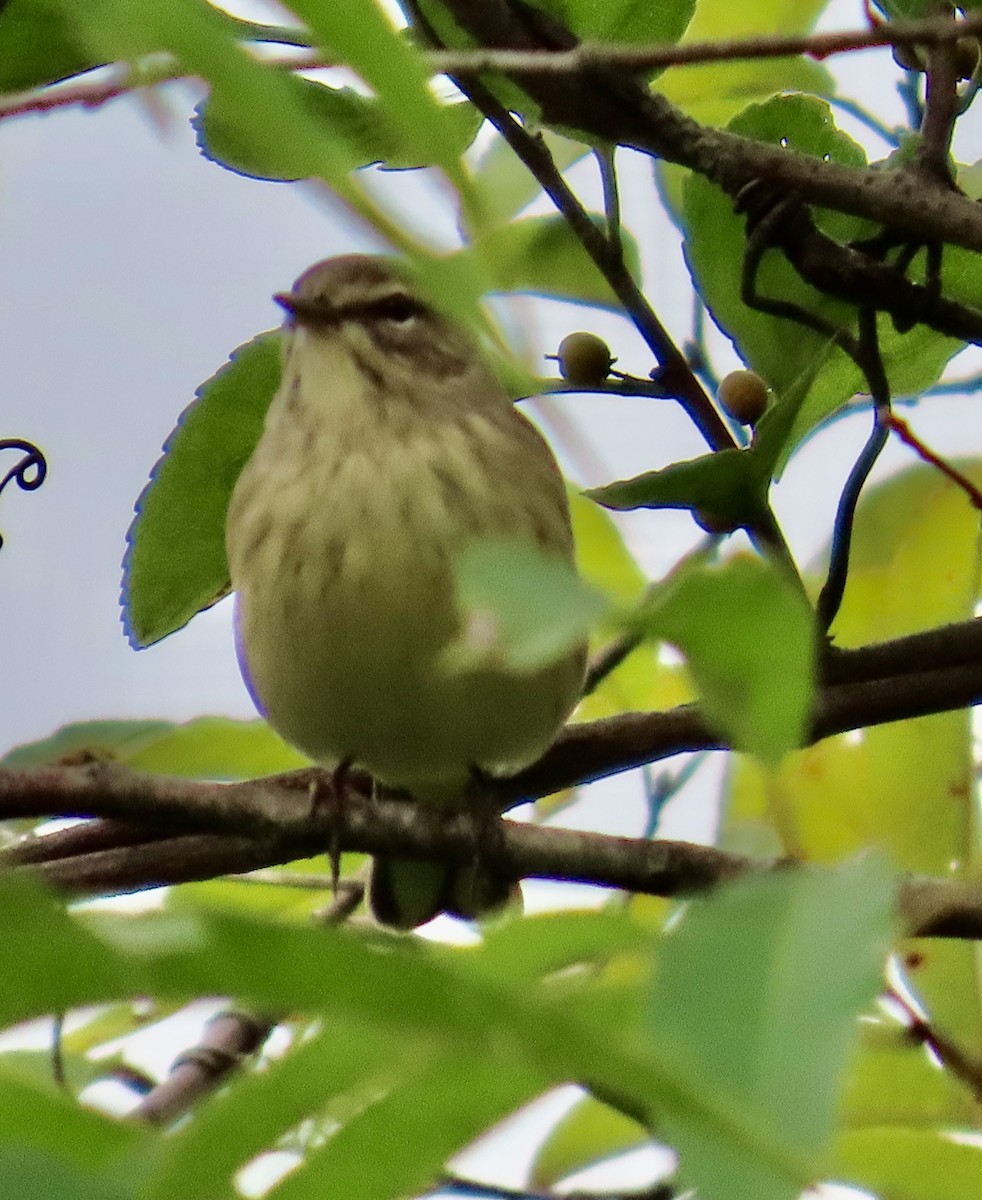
[435,0,982,256]
[917,17,960,183]
[441,1174,674,1200]
[425,12,982,77]
[0,62,181,120]
[429,50,802,581]
[885,413,982,509]
[816,308,891,633]
[641,753,708,838]
[595,145,623,262]
[535,376,673,400]
[886,987,982,1101]
[583,630,645,695]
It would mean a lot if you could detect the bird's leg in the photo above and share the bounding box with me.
[447,767,516,921]
[307,758,353,899]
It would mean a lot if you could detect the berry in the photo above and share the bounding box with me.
[718,369,769,426]
[554,332,615,386]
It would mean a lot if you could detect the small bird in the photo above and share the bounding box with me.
[225,255,586,928]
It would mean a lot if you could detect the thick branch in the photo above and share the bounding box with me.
[1,764,980,940]
[434,0,982,254]
[2,617,982,930]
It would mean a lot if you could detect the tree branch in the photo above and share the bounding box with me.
[134,1009,276,1126]
[0,619,974,916]
[434,0,982,254]
[3,617,982,932]
[426,12,982,78]
[3,761,982,940]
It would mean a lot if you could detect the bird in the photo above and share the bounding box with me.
[225,254,586,927]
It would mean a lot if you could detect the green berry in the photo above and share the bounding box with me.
[718,369,769,426]
[555,332,615,386]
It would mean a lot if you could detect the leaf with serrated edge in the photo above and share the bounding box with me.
[121,333,281,648]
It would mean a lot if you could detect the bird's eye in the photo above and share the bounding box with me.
[368,294,424,324]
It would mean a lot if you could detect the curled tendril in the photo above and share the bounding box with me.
[0,438,48,550]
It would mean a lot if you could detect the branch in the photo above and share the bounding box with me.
[410,1,801,581]
[3,762,982,939]
[3,617,982,841]
[434,0,982,254]
[886,987,982,1102]
[3,618,982,930]
[916,15,960,183]
[753,200,982,346]
[134,1009,275,1125]
[426,12,982,77]
[885,413,982,508]
[441,1175,674,1200]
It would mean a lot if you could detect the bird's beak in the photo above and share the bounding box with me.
[274,291,298,317]
[273,291,337,328]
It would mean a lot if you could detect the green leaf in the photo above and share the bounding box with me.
[683,94,867,392]
[446,538,607,673]
[2,720,174,767]
[532,1094,651,1189]
[871,0,934,17]
[170,862,337,924]
[2,716,305,778]
[783,318,962,468]
[588,448,762,527]
[449,214,641,310]
[54,0,400,228]
[836,1128,982,1200]
[636,555,816,763]
[287,0,469,185]
[588,357,819,520]
[0,875,142,1026]
[271,1052,544,1200]
[0,0,103,91]
[537,0,694,53]
[469,130,591,234]
[477,909,652,984]
[723,463,982,1045]
[0,1147,137,1200]
[0,1064,145,1173]
[840,1022,976,1128]
[121,332,280,648]
[655,0,834,220]
[650,858,894,1200]
[568,489,647,605]
[568,488,678,726]
[683,95,966,458]
[661,0,833,126]
[144,1015,426,1200]
[195,80,482,180]
[124,717,308,777]
[0,873,815,1191]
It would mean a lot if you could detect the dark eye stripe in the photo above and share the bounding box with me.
[340,293,427,324]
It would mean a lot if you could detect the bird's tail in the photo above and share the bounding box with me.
[368,856,517,929]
